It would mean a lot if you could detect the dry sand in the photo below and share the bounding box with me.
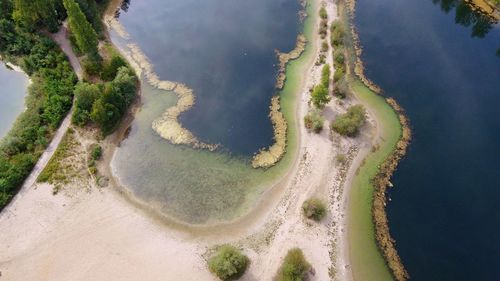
[0,1,381,280]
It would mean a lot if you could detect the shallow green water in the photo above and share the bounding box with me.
[0,63,29,138]
[110,0,318,224]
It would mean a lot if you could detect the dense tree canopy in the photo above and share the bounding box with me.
[63,0,99,58]
[13,0,60,32]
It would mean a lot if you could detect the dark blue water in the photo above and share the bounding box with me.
[117,0,302,155]
[354,0,500,280]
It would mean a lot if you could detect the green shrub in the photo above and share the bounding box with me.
[320,64,330,88]
[91,145,102,160]
[331,105,366,137]
[333,78,349,99]
[333,67,344,82]
[311,84,330,108]
[304,110,324,133]
[72,82,100,126]
[321,41,329,52]
[333,48,345,66]
[319,7,328,20]
[319,19,328,39]
[100,54,128,81]
[302,198,327,221]
[275,248,311,281]
[330,20,345,47]
[208,245,249,281]
[82,57,102,77]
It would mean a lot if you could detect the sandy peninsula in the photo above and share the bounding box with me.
[0,0,390,280]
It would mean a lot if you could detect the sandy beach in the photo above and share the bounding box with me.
[0,1,386,280]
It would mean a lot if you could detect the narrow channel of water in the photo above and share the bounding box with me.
[0,63,29,139]
[110,0,316,224]
[355,0,500,280]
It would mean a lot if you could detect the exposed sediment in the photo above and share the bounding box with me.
[372,98,411,281]
[275,34,308,89]
[251,96,288,169]
[104,11,218,151]
[466,0,500,20]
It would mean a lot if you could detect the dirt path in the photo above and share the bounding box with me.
[4,24,82,211]
[50,23,83,80]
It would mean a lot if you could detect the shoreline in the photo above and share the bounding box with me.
[0,0,408,280]
[340,0,412,280]
[100,0,316,228]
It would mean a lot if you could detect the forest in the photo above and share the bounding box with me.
[0,0,137,208]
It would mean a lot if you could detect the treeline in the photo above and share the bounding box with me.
[0,0,137,208]
[0,0,78,206]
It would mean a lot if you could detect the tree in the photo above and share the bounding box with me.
[321,64,330,88]
[13,0,59,32]
[275,248,311,281]
[63,0,99,58]
[311,85,330,108]
[72,82,100,126]
[208,245,249,280]
[331,105,366,137]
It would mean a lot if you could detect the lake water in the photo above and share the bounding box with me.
[0,63,29,138]
[110,0,313,224]
[354,0,500,280]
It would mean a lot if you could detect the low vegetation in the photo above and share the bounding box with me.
[319,6,328,39]
[302,198,327,221]
[310,64,331,108]
[304,110,324,133]
[331,105,366,137]
[275,248,311,281]
[208,245,249,281]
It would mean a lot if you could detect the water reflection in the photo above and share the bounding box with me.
[432,0,498,38]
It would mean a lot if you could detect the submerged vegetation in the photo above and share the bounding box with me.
[275,248,311,281]
[208,245,249,281]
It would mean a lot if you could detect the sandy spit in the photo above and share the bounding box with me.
[0,1,383,280]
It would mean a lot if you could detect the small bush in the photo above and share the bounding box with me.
[333,48,345,66]
[302,198,327,221]
[331,105,366,137]
[321,41,329,52]
[100,55,128,81]
[91,145,102,161]
[333,78,350,99]
[208,245,249,281]
[311,84,331,108]
[333,67,344,82]
[304,110,324,133]
[336,153,347,164]
[275,248,311,281]
[82,57,102,77]
[319,7,328,20]
[330,21,345,47]
[320,64,331,88]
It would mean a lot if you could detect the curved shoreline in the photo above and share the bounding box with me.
[105,3,311,168]
[341,0,412,280]
[98,0,318,229]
